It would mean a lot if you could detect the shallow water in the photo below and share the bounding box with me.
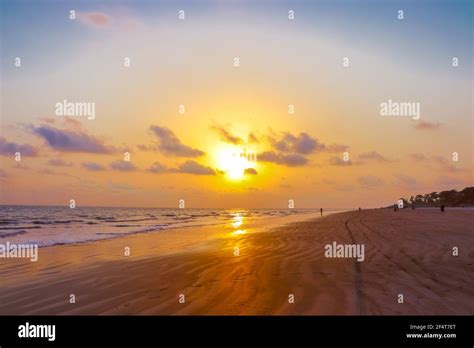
[0,205,329,247]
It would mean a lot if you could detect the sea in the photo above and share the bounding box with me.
[0,205,325,247]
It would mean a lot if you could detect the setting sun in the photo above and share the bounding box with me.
[216,147,256,180]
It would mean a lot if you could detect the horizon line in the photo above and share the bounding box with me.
[0,203,360,210]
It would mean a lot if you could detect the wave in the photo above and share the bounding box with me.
[0,206,319,247]
[0,230,28,238]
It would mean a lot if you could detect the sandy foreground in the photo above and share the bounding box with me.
[0,209,472,315]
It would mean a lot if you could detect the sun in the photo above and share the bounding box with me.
[216,146,256,180]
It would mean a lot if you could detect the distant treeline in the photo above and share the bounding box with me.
[399,187,474,207]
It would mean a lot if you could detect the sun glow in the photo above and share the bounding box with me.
[216,147,256,180]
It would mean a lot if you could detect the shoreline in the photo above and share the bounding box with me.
[0,208,329,248]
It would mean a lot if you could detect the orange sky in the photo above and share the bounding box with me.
[1,1,472,208]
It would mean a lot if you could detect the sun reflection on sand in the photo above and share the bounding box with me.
[230,212,247,236]
[231,229,247,236]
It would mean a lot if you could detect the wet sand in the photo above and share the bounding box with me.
[0,209,472,315]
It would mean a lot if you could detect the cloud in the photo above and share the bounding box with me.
[248,132,259,144]
[414,121,442,130]
[269,132,323,154]
[149,125,204,157]
[259,151,308,166]
[148,162,168,174]
[82,162,105,171]
[358,151,389,162]
[137,144,153,151]
[148,160,215,175]
[174,160,215,175]
[109,160,137,171]
[329,156,352,166]
[0,137,37,156]
[78,12,110,27]
[32,125,113,153]
[358,175,383,188]
[48,159,73,167]
[35,168,75,177]
[39,116,83,129]
[244,168,258,175]
[210,124,244,145]
[267,130,348,154]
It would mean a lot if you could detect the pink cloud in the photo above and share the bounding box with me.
[78,12,110,27]
[413,121,442,130]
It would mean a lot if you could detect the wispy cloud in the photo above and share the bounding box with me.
[48,159,74,167]
[413,121,442,130]
[109,160,137,172]
[210,124,244,145]
[268,131,322,155]
[247,132,259,144]
[174,160,215,175]
[148,160,215,175]
[82,162,105,171]
[259,151,308,166]
[358,151,390,162]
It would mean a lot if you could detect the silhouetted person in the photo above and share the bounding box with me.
[320,208,323,216]
[359,207,361,211]
[441,205,445,212]
[412,203,415,210]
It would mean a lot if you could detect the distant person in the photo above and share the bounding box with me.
[441,205,445,212]
[320,208,323,216]
[359,207,361,211]
[412,203,415,210]
[393,204,398,211]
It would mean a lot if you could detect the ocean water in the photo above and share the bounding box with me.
[0,205,319,247]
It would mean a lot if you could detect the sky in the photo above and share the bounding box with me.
[0,0,472,209]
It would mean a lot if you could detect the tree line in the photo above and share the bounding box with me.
[398,187,474,207]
